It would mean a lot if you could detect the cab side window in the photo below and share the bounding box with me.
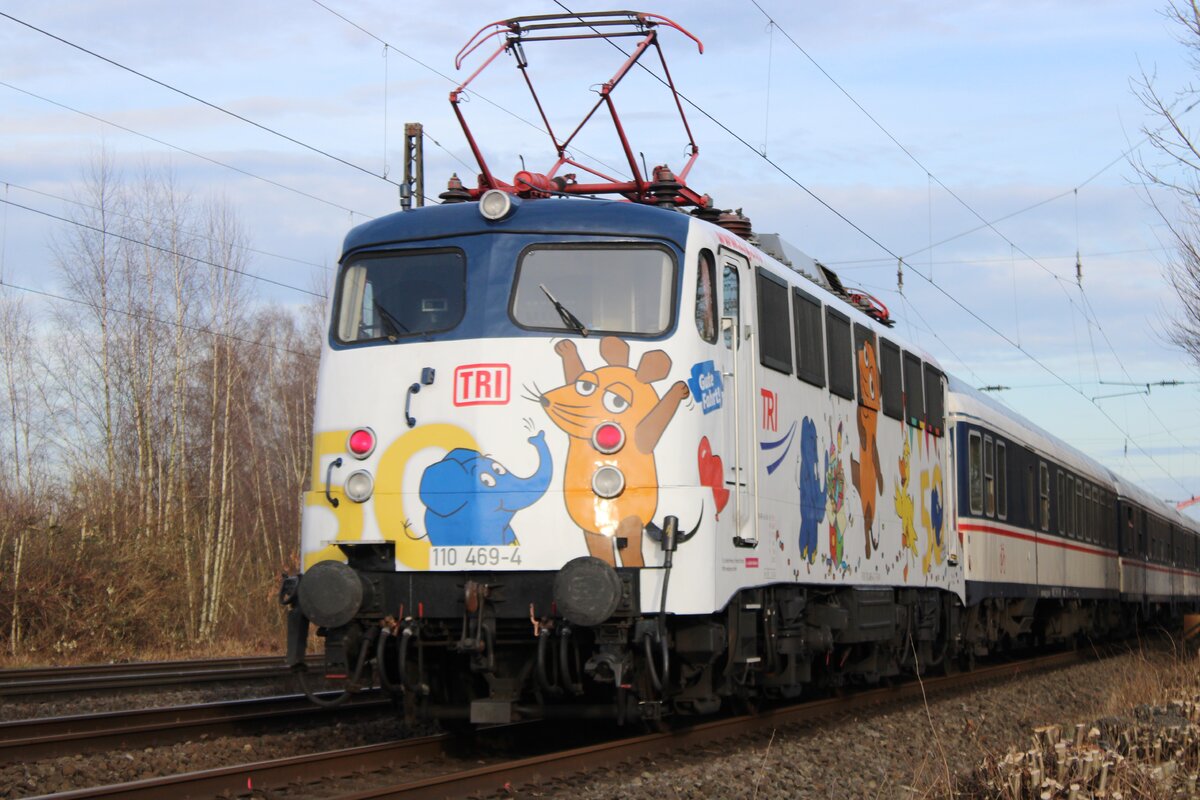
[695,249,717,344]
[723,265,739,349]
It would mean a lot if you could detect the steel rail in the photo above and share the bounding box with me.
[25,650,1086,800]
[0,655,321,697]
[332,650,1087,799]
[22,735,452,800]
[0,691,389,763]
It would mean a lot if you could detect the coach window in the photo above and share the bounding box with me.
[1083,485,1092,542]
[1071,477,1078,537]
[695,250,717,343]
[793,288,825,388]
[1039,462,1050,531]
[968,431,983,515]
[1089,485,1099,543]
[1072,476,1081,538]
[880,338,902,419]
[984,435,995,517]
[854,324,879,407]
[723,265,739,350]
[902,352,924,427]
[1067,476,1075,537]
[1026,465,1036,527]
[756,268,793,373]
[1060,472,1070,534]
[826,308,854,400]
[1075,478,1083,540]
[1081,483,1088,540]
[996,441,1008,520]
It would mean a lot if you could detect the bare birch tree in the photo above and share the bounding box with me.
[1133,1,1200,366]
[1,152,321,659]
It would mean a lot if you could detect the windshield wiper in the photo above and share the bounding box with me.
[373,301,409,341]
[539,284,589,337]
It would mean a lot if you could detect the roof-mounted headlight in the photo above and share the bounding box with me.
[479,189,519,221]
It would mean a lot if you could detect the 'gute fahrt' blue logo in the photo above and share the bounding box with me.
[687,360,724,414]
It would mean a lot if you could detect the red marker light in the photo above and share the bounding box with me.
[347,428,376,458]
[592,422,625,454]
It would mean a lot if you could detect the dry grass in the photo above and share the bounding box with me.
[0,526,287,667]
[922,641,1200,799]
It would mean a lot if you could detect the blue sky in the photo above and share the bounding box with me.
[2,1,1199,513]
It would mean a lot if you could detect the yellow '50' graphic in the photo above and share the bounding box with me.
[303,424,479,571]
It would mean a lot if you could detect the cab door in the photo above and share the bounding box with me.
[720,248,757,547]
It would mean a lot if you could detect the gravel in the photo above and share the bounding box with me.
[0,648,1179,799]
[519,649,1169,799]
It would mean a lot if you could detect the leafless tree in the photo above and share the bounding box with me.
[1132,1,1200,366]
[0,153,322,659]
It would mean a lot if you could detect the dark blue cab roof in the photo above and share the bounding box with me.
[341,196,693,260]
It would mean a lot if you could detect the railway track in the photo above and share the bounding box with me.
[0,655,320,697]
[0,691,391,763]
[23,649,1087,800]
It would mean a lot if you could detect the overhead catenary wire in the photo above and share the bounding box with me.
[0,11,403,189]
[741,0,1197,493]
[828,245,1171,270]
[307,0,631,181]
[0,81,378,218]
[0,197,323,298]
[7,5,1194,492]
[2,180,332,273]
[0,277,320,362]
[746,0,1200,474]
[575,0,1193,493]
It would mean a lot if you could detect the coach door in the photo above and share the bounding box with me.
[721,249,757,547]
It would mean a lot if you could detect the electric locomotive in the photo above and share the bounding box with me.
[279,11,1200,726]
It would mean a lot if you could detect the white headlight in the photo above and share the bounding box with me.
[344,470,374,503]
[592,465,625,499]
[479,189,515,220]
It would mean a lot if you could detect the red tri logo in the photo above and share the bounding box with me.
[760,388,778,432]
[453,363,511,406]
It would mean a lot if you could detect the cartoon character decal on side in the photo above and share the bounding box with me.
[920,463,945,574]
[894,436,918,580]
[851,339,883,558]
[796,416,827,566]
[825,421,849,573]
[419,431,553,546]
[697,436,730,520]
[539,336,689,567]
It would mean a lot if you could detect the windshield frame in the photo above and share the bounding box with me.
[507,242,679,339]
[331,246,467,345]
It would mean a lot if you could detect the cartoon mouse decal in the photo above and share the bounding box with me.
[851,339,883,558]
[539,336,689,567]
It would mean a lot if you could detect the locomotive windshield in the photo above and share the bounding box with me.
[335,249,465,343]
[510,244,675,336]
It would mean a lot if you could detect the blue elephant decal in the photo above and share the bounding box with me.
[797,416,827,565]
[419,431,553,546]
